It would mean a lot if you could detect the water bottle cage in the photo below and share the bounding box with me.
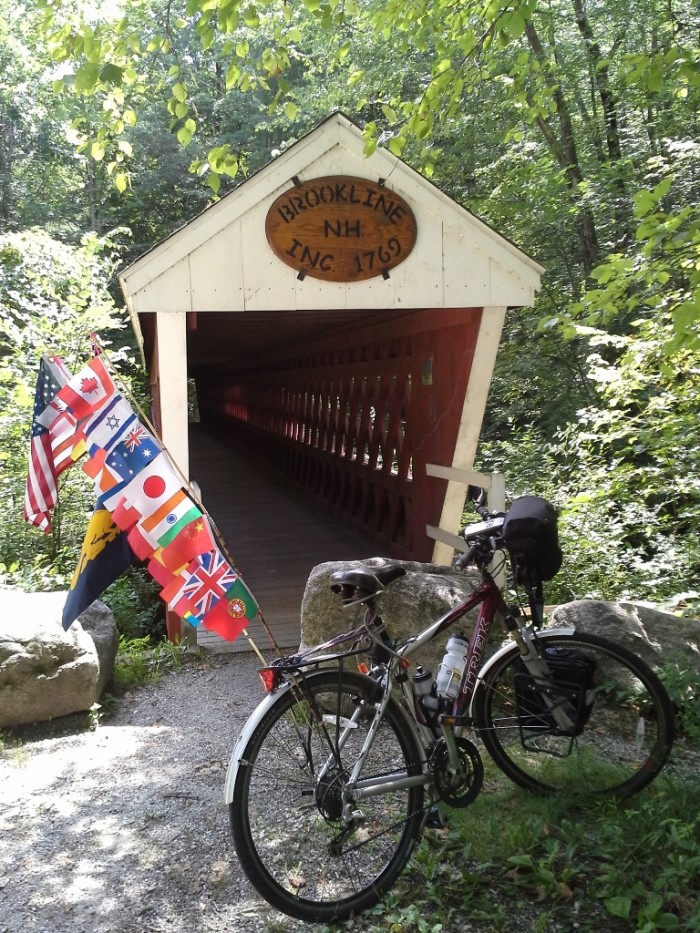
[365,614,393,664]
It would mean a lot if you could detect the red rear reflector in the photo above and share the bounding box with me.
[258,667,283,693]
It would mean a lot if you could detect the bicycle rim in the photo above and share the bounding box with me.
[475,631,674,797]
[230,669,425,923]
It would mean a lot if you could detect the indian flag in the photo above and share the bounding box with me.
[140,490,202,546]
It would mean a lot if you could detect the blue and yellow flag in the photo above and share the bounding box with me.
[62,506,137,629]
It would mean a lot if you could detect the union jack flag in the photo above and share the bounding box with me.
[124,424,150,452]
[176,548,238,616]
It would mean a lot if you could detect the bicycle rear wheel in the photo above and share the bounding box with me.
[230,669,425,923]
[474,631,674,797]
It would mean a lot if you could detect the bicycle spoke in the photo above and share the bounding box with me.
[476,632,674,796]
[230,671,424,923]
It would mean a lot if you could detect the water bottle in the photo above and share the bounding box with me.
[435,633,469,700]
[413,665,433,699]
[413,666,440,721]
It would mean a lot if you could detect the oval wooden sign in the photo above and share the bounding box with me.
[265,175,417,282]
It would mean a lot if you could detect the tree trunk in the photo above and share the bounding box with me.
[524,20,600,279]
[0,115,15,231]
[571,0,630,242]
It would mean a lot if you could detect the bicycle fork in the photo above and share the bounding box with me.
[511,625,580,735]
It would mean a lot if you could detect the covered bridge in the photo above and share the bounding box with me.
[118,112,543,650]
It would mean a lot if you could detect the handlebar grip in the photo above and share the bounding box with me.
[456,544,479,570]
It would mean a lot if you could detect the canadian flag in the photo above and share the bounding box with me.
[55,357,116,421]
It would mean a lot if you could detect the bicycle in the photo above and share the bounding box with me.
[224,493,675,923]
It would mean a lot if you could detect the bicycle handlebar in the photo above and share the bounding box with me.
[457,490,505,570]
[456,544,480,570]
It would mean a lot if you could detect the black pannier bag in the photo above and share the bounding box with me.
[502,495,563,585]
[514,646,598,736]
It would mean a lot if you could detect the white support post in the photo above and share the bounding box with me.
[155,311,190,480]
[431,306,507,564]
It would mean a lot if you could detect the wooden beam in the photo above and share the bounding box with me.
[155,311,190,479]
[426,464,493,486]
[431,306,507,565]
[426,524,465,551]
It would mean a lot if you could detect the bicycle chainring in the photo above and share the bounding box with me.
[430,736,484,808]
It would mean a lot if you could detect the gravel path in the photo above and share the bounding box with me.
[0,653,328,933]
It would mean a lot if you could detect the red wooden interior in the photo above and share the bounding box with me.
[193,307,483,561]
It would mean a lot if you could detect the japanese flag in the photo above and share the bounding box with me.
[102,451,182,518]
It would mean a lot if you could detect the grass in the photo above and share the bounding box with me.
[312,756,700,933]
[111,634,194,694]
[319,659,700,933]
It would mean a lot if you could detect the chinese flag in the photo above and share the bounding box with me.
[159,516,216,571]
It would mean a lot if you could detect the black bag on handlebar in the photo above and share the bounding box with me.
[502,496,562,584]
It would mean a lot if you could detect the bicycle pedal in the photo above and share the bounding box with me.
[425,807,445,829]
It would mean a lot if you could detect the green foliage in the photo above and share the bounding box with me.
[325,774,700,933]
[112,634,190,693]
[0,227,131,575]
[4,0,698,619]
[657,662,700,742]
[103,567,165,641]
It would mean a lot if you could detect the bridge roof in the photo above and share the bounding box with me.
[119,112,543,370]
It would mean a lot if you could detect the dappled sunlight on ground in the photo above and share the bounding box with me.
[0,654,324,933]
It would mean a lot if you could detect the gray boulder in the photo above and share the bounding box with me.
[549,600,700,674]
[0,590,119,728]
[300,558,481,673]
[300,565,700,679]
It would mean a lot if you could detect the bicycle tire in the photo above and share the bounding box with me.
[474,630,674,797]
[230,669,425,923]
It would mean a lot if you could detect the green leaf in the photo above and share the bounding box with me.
[283,101,298,120]
[99,63,124,86]
[243,6,259,27]
[388,136,406,156]
[604,895,632,919]
[503,10,527,38]
[177,124,194,146]
[74,62,100,92]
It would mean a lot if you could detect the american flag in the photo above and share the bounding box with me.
[24,356,74,533]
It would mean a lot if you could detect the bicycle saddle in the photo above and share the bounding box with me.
[330,562,406,603]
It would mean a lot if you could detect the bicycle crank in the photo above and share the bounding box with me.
[430,736,484,807]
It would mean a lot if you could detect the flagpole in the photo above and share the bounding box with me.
[93,337,283,666]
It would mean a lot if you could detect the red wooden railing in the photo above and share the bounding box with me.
[196,307,483,561]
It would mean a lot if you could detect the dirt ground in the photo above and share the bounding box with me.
[0,652,328,933]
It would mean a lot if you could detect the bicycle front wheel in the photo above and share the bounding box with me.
[230,669,425,923]
[474,631,674,797]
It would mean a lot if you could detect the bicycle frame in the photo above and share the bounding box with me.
[223,569,577,810]
[393,577,509,721]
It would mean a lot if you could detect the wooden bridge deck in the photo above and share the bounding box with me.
[187,423,377,653]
